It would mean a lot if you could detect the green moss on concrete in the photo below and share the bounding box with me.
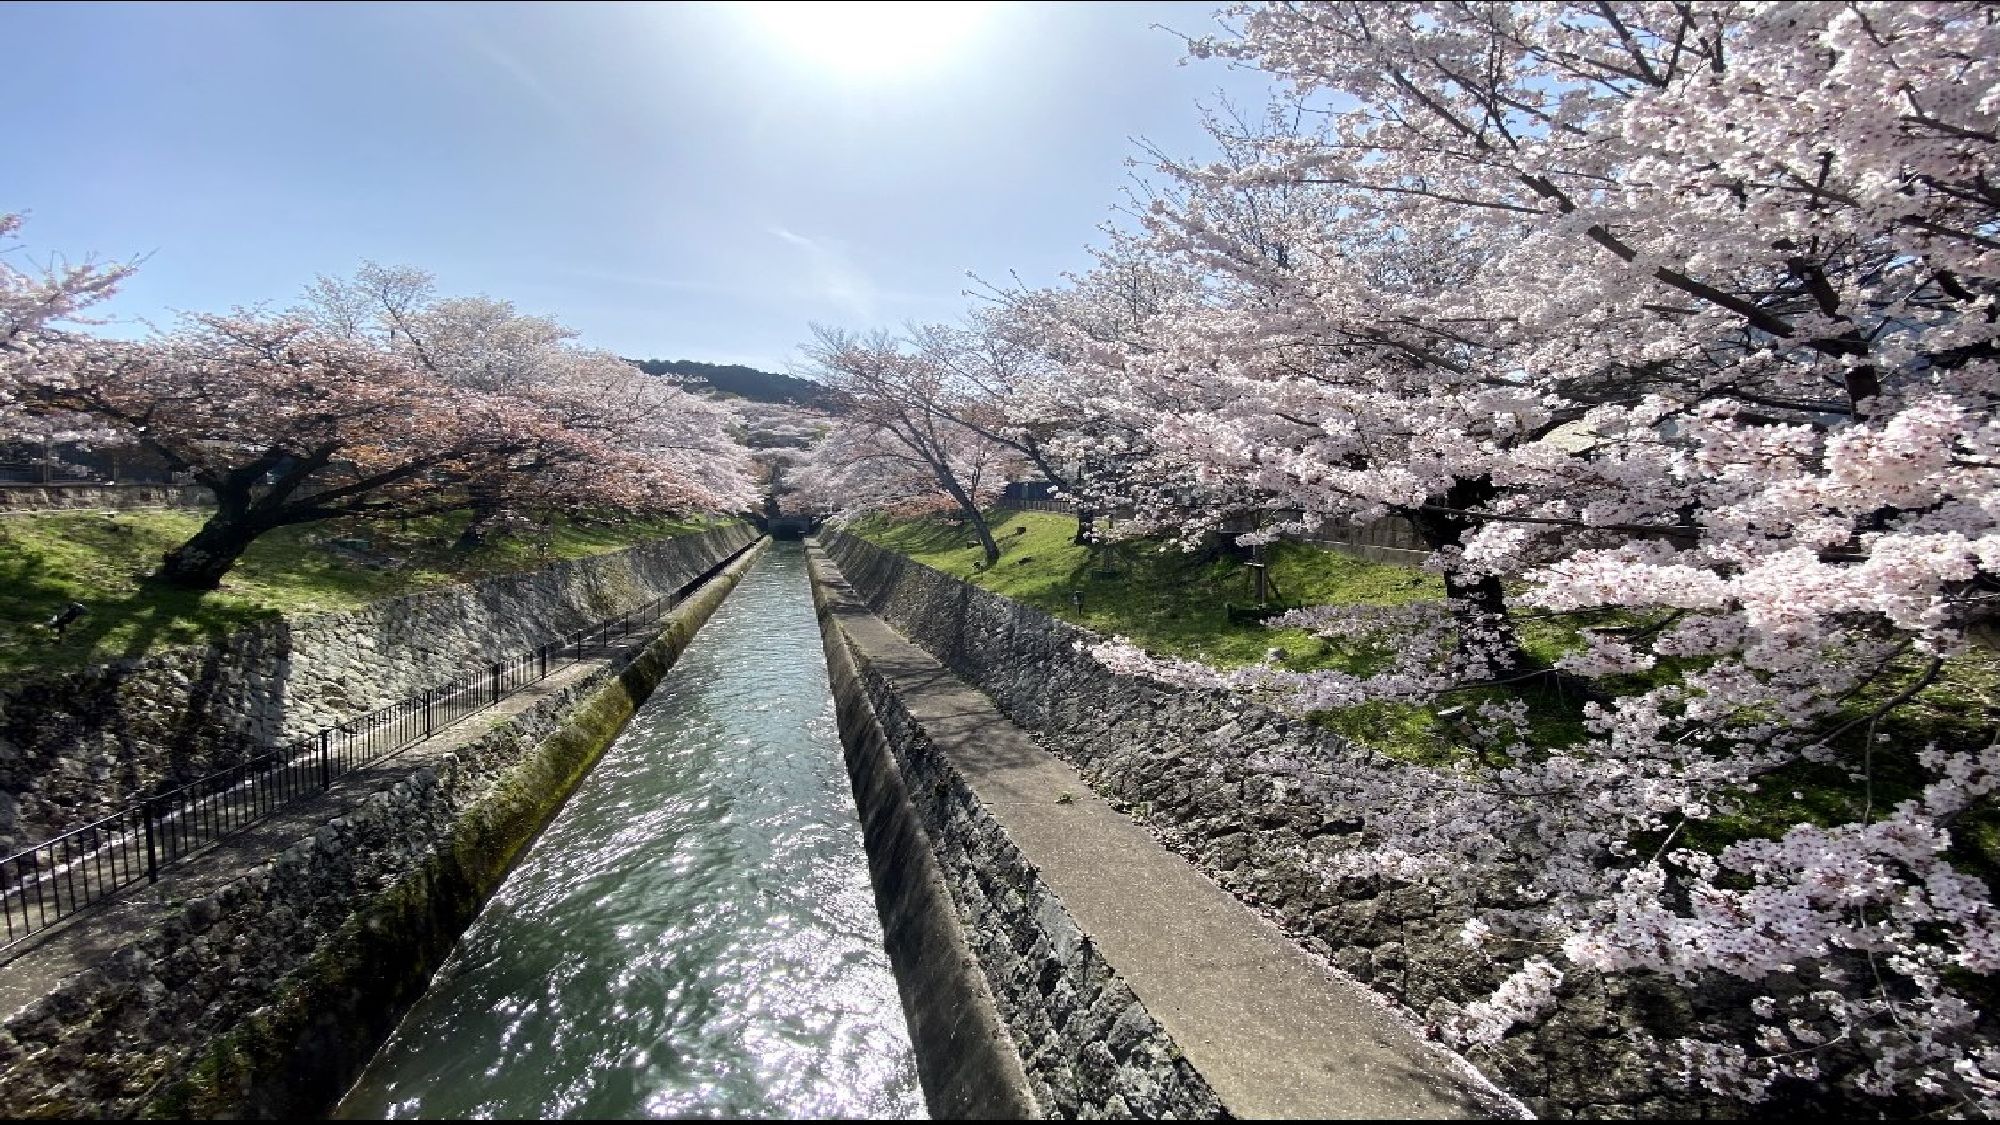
[142,539,765,1120]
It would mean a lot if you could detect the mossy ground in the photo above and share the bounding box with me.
[0,508,724,674]
[852,509,2000,868]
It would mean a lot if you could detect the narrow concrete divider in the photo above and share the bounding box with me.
[810,542,1513,1120]
[0,537,769,1120]
[813,547,1041,1119]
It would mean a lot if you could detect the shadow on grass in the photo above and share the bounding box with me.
[1,571,279,678]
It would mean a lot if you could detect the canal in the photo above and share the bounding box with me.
[334,542,926,1119]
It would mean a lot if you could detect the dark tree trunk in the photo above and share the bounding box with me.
[1441,569,1526,674]
[965,506,1000,565]
[946,490,1000,565]
[154,508,268,591]
[453,492,509,552]
[1407,476,1530,675]
[1074,507,1097,546]
[930,465,1000,566]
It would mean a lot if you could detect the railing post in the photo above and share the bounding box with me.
[319,728,332,788]
[142,798,160,885]
[538,643,548,681]
[490,661,501,705]
[423,688,434,736]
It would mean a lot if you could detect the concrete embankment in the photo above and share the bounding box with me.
[809,542,1508,1120]
[0,536,767,1119]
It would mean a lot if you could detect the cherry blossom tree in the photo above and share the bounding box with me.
[5,250,751,589]
[15,313,611,588]
[0,213,138,444]
[731,400,829,521]
[792,414,1014,531]
[1066,1,2000,1108]
[302,264,755,544]
[800,325,1022,561]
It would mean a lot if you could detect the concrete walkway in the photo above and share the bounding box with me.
[811,546,1519,1120]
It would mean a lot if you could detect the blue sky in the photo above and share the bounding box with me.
[4,1,1278,371]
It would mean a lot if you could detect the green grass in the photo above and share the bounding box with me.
[852,509,1564,762]
[0,508,726,675]
[852,508,2000,872]
[853,507,1439,665]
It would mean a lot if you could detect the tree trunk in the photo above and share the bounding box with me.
[1407,476,1530,675]
[1074,507,1097,546]
[1442,570,1527,675]
[154,509,267,590]
[931,467,1000,566]
[453,491,509,551]
[965,506,1000,566]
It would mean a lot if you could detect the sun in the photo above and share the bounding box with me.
[738,1,996,78]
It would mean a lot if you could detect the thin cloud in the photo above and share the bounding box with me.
[459,26,583,128]
[555,265,771,299]
[768,225,881,320]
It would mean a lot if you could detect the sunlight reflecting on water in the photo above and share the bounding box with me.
[334,544,924,1120]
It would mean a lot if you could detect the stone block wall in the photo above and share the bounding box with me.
[0,484,212,512]
[823,531,1779,1120]
[848,661,1226,1119]
[0,524,755,849]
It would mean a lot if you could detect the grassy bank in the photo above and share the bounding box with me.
[848,509,2000,867]
[0,508,725,674]
[853,508,1439,661]
[850,509,1561,759]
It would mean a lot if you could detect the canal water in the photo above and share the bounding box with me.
[334,543,926,1120]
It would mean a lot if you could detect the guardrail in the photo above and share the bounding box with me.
[0,540,749,949]
[994,497,1076,513]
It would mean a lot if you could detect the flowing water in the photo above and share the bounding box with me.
[334,543,926,1120]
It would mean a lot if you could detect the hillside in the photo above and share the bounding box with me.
[631,358,839,408]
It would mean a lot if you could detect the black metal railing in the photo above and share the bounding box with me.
[0,538,748,950]
[994,497,1076,513]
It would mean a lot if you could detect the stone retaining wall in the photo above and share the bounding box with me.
[0,484,212,512]
[823,530,1772,1120]
[0,524,756,850]
[812,551,1223,1119]
[0,538,766,1119]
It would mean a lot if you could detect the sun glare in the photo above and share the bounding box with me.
[738,1,995,78]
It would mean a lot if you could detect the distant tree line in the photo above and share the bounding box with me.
[630,358,839,409]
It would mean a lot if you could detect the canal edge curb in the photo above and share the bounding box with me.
[809,544,1042,1120]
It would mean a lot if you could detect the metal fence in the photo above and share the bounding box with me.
[994,497,1076,513]
[0,440,185,487]
[0,551,736,950]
